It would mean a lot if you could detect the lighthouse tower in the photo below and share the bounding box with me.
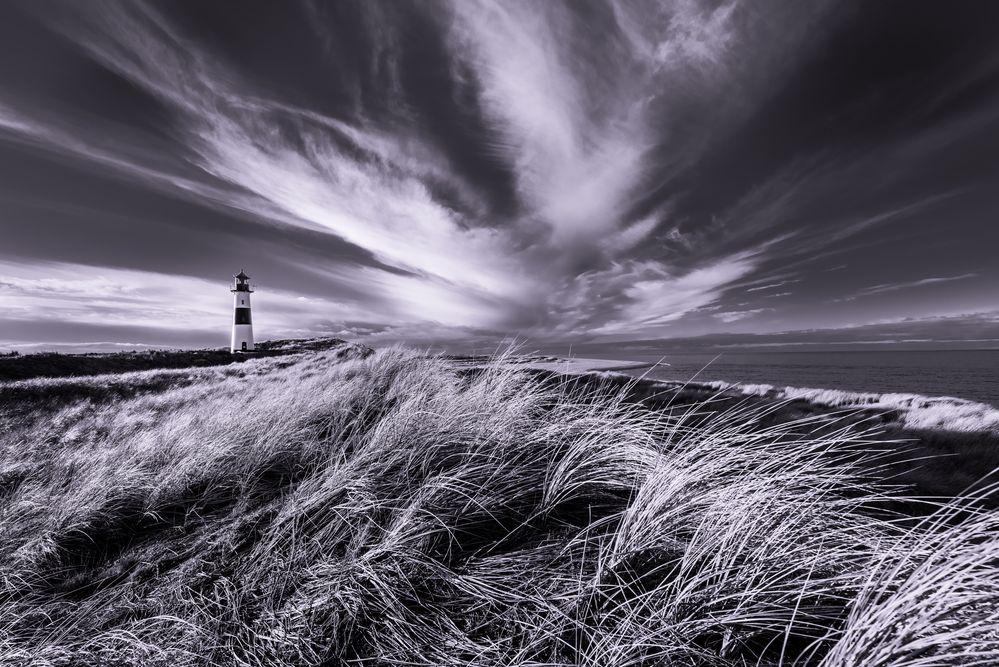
[230,270,255,353]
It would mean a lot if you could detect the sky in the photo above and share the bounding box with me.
[1,0,998,352]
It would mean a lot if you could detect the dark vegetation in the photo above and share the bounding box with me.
[0,337,365,382]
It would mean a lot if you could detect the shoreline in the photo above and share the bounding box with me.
[497,355,999,435]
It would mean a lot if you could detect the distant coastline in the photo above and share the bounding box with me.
[5,342,997,435]
[536,348,999,410]
[485,353,999,436]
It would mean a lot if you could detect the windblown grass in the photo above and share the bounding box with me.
[0,346,996,665]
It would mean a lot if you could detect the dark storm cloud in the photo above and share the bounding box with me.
[0,0,997,349]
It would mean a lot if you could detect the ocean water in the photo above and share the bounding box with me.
[598,349,999,408]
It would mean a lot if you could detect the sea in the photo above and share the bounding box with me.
[575,349,999,409]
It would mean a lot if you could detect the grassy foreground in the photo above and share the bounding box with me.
[0,346,997,665]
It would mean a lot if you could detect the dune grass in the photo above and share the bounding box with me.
[0,346,996,665]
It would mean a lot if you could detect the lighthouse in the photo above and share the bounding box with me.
[230,270,255,353]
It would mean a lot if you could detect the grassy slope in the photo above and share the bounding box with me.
[1,346,997,666]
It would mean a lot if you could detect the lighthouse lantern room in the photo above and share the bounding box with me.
[230,270,255,353]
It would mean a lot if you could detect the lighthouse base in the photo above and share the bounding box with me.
[231,324,255,354]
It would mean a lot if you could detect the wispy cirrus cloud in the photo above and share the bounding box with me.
[836,273,979,302]
[714,307,772,323]
[746,279,800,293]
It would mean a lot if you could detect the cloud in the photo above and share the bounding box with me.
[714,307,772,323]
[837,273,979,302]
[576,250,760,336]
[446,0,654,244]
[19,4,531,326]
[0,0,794,342]
[745,278,800,293]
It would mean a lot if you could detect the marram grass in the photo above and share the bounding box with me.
[0,346,996,666]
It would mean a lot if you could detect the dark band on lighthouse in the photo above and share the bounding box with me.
[234,308,252,325]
